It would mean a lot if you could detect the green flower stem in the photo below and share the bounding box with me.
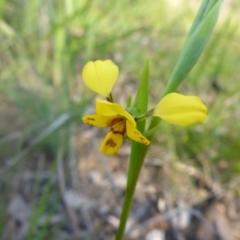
[115,117,160,240]
[115,142,149,240]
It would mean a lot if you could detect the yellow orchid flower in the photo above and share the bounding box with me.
[81,59,207,155]
[82,99,150,155]
[154,93,207,126]
[82,94,207,155]
[82,60,119,99]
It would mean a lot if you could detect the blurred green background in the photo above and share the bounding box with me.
[1,0,240,239]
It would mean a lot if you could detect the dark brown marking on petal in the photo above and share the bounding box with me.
[112,130,125,135]
[105,138,117,148]
[87,117,95,121]
[140,137,149,145]
[111,121,126,135]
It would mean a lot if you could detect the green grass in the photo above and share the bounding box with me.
[1,0,240,239]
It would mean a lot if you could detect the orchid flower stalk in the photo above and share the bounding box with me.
[81,1,222,239]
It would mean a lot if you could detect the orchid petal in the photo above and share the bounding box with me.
[82,60,119,97]
[82,114,115,127]
[154,93,207,126]
[96,99,136,125]
[126,121,150,145]
[100,131,124,155]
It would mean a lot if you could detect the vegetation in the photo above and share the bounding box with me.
[1,0,240,239]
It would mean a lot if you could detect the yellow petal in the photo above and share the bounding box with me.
[82,114,115,127]
[100,131,124,155]
[154,93,207,126]
[96,99,136,126]
[126,121,150,145]
[82,60,119,97]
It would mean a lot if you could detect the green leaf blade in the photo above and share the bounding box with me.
[133,59,150,131]
[164,0,222,95]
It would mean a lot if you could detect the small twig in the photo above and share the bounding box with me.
[193,175,240,208]
[146,159,240,212]
[125,207,219,237]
